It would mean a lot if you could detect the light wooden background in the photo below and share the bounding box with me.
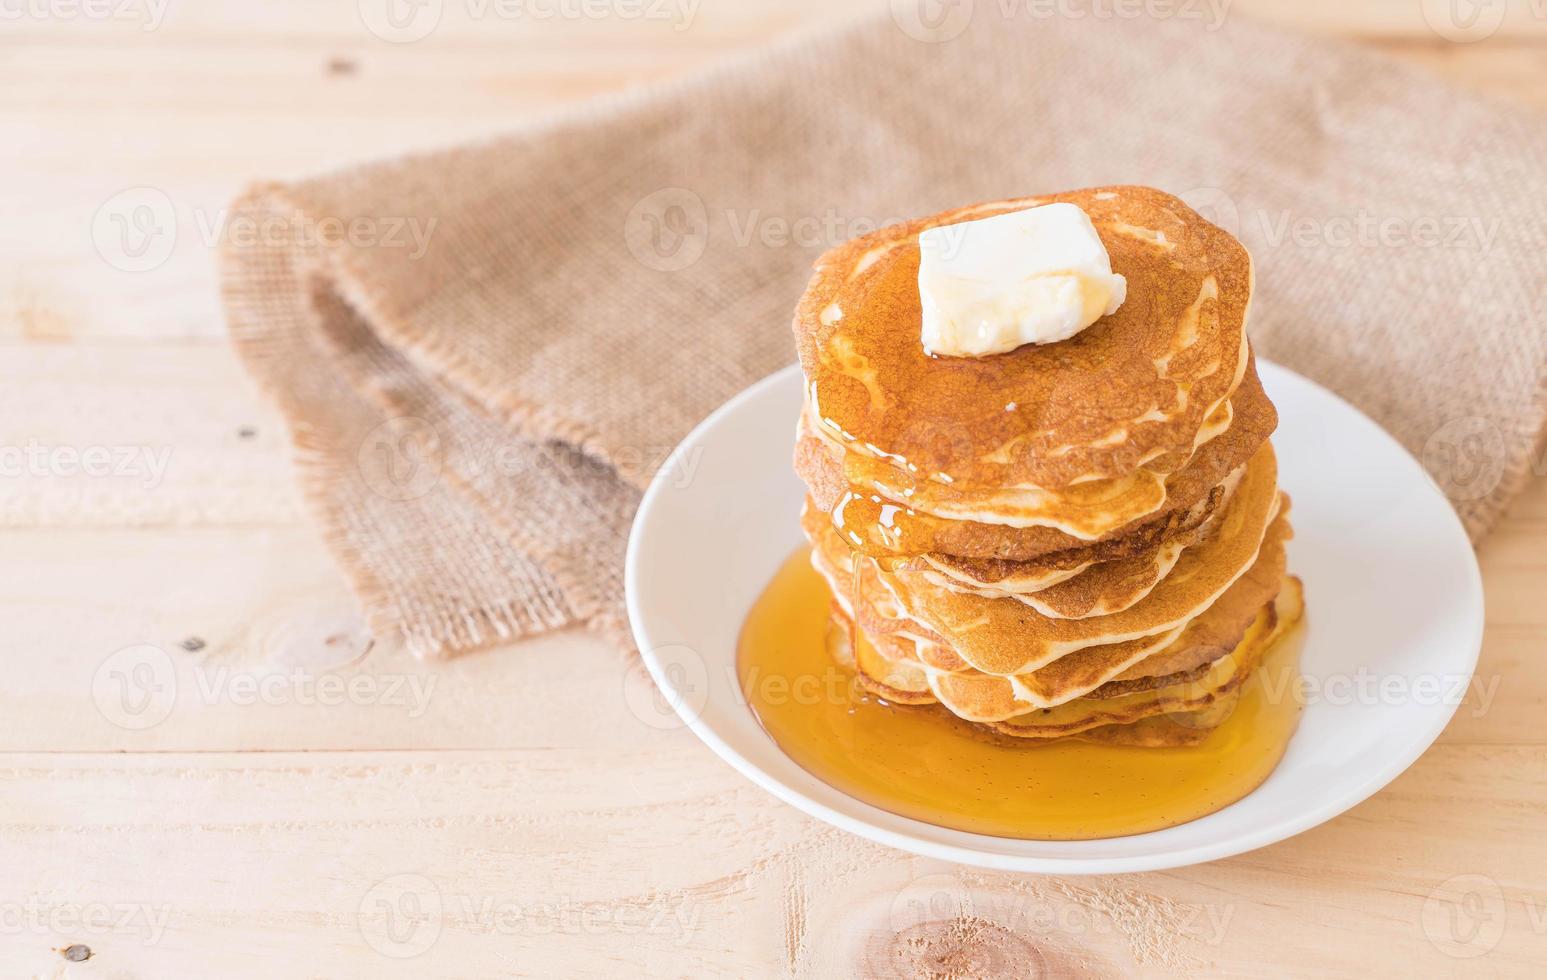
[3,1,1546,976]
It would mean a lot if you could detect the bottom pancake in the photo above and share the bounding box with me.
[1066,695,1243,747]
[828,574,1304,740]
[812,494,1293,717]
[988,575,1304,739]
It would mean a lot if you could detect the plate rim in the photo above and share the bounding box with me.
[624,359,1486,873]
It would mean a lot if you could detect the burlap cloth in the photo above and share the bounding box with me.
[221,7,1547,659]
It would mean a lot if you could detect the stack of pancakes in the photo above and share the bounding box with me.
[791,186,1303,746]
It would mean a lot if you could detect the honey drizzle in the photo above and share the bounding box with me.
[738,547,1305,841]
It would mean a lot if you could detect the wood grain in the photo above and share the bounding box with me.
[2,1,1545,976]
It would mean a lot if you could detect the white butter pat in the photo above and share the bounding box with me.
[918,203,1127,357]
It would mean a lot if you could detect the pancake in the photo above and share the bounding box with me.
[801,386,1233,538]
[916,514,1289,719]
[873,444,1280,676]
[987,575,1304,739]
[1067,695,1242,747]
[915,464,1245,617]
[1103,499,1294,688]
[907,481,1226,579]
[796,357,1276,560]
[828,605,1239,748]
[942,536,1187,617]
[915,461,1243,600]
[820,496,1288,718]
[809,519,970,673]
[915,552,1092,594]
[801,359,1252,539]
[844,617,938,705]
[807,503,937,640]
[827,576,1304,743]
[793,186,1253,492]
[811,501,1194,679]
[786,185,1301,747]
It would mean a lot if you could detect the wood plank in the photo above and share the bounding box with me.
[1367,39,1547,108]
[1235,0,1547,38]
[0,525,670,753]
[6,1,1547,343]
[0,342,1541,755]
[0,345,296,526]
[5,0,1547,44]
[0,515,1539,752]
[4,2,1547,976]
[0,744,1543,977]
[0,521,1538,756]
[0,1,854,345]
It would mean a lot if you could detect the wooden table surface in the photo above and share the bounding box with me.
[4,1,1546,976]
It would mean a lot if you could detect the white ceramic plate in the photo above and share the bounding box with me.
[625,360,1484,874]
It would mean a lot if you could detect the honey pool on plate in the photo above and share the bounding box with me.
[738,548,1306,841]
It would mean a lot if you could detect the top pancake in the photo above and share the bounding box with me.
[794,185,1252,490]
[870,443,1279,676]
[794,355,1275,560]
